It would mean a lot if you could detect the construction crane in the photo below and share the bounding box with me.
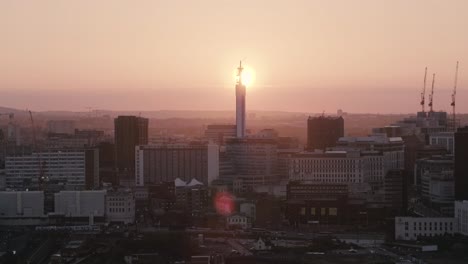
[451,61,459,131]
[420,67,428,113]
[428,73,435,113]
[28,110,48,190]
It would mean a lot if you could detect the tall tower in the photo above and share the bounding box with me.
[235,61,246,138]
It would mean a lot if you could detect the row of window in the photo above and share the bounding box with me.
[300,207,338,216]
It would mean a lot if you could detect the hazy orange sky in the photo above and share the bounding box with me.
[1,0,467,113]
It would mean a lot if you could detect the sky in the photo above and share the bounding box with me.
[1,0,467,113]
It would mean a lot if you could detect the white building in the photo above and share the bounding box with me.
[226,213,251,230]
[395,217,455,241]
[135,143,219,186]
[54,190,106,218]
[290,135,404,191]
[5,149,99,190]
[430,132,454,154]
[106,190,135,224]
[0,191,44,218]
[455,200,468,236]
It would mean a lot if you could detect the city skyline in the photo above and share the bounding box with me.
[1,0,467,113]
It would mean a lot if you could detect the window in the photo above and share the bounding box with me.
[300,207,306,215]
[329,208,337,216]
[311,208,316,215]
[321,208,326,216]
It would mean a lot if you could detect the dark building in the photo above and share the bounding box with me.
[286,182,348,226]
[307,116,344,151]
[114,116,148,181]
[383,169,407,215]
[98,142,116,185]
[455,126,468,200]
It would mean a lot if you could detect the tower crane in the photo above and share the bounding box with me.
[420,67,427,113]
[428,73,435,113]
[451,61,459,131]
[28,110,48,190]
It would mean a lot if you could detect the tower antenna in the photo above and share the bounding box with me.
[237,61,244,85]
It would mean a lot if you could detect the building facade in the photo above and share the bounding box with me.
[114,116,148,180]
[395,217,455,241]
[455,200,468,236]
[54,190,106,218]
[455,126,468,200]
[204,124,236,145]
[135,143,219,186]
[430,132,455,154]
[225,138,279,189]
[5,149,99,191]
[306,116,344,151]
[106,190,135,224]
[0,191,44,218]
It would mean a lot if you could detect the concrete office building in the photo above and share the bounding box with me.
[0,191,44,218]
[5,149,99,191]
[225,138,278,189]
[106,190,135,224]
[54,190,106,218]
[114,116,148,181]
[414,155,453,189]
[307,115,344,151]
[135,143,219,186]
[455,200,468,236]
[289,147,403,191]
[395,216,455,241]
[455,126,468,200]
[430,132,455,154]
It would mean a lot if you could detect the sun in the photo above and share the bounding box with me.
[233,64,255,88]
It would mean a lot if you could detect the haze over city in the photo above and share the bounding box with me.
[1,0,467,113]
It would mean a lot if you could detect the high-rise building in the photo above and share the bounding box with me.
[114,116,148,180]
[226,138,279,189]
[455,126,468,200]
[235,61,246,138]
[307,115,344,151]
[135,142,219,186]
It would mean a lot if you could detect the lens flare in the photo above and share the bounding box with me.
[214,191,235,216]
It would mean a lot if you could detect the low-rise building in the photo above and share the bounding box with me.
[395,217,455,241]
[0,191,44,217]
[54,190,106,222]
[226,213,251,230]
[106,190,135,224]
